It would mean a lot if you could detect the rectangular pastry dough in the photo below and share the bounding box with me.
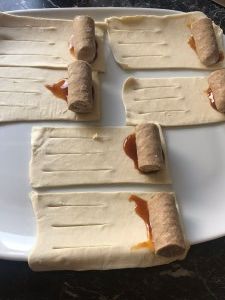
[0,67,100,122]
[123,76,225,126]
[29,191,188,271]
[0,12,105,72]
[30,126,171,188]
[106,12,225,70]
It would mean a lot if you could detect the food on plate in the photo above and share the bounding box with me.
[68,60,93,113]
[47,60,94,113]
[70,15,96,63]
[208,69,225,113]
[28,191,189,271]
[148,192,186,257]
[190,17,220,66]
[0,12,105,72]
[30,127,171,188]
[123,76,225,126]
[45,79,68,101]
[135,123,164,173]
[123,123,164,173]
[129,194,154,251]
[106,12,225,70]
[4,10,219,271]
[0,67,100,122]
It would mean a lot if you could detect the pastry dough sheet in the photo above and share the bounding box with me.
[29,191,188,271]
[0,67,100,122]
[0,13,105,72]
[106,12,225,70]
[123,76,225,126]
[30,127,171,188]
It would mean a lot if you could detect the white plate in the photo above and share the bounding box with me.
[1,7,225,261]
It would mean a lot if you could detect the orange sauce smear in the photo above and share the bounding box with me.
[123,134,139,170]
[188,35,196,51]
[69,46,76,58]
[206,87,217,111]
[45,79,68,101]
[219,51,224,62]
[129,194,154,251]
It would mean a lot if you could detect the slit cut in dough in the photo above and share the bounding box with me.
[106,12,225,70]
[123,76,225,126]
[28,191,189,271]
[0,67,100,122]
[0,12,105,72]
[30,126,171,188]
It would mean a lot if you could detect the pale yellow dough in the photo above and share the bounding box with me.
[29,191,189,271]
[0,67,100,122]
[106,12,225,70]
[0,12,105,72]
[30,126,171,188]
[123,76,225,126]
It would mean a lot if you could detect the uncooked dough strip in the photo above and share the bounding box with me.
[123,76,225,126]
[0,12,105,72]
[0,67,100,122]
[28,191,189,271]
[106,12,225,70]
[30,126,171,188]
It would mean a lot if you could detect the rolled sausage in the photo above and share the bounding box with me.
[72,15,96,63]
[135,123,164,173]
[148,192,186,257]
[208,69,225,113]
[191,17,219,66]
[67,60,93,113]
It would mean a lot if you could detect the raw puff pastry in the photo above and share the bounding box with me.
[0,12,105,72]
[123,76,225,126]
[29,191,189,271]
[0,67,100,122]
[106,12,225,70]
[30,126,171,188]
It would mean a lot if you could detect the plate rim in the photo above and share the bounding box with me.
[1,6,223,262]
[8,7,181,14]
